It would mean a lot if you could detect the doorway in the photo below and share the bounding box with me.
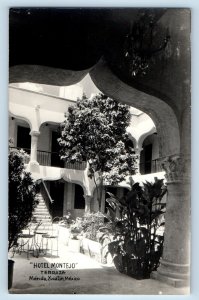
[51,131,64,167]
[17,126,31,153]
[50,181,65,218]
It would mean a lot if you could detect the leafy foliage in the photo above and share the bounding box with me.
[58,93,137,210]
[58,212,74,228]
[105,178,167,278]
[8,148,39,250]
[80,212,105,241]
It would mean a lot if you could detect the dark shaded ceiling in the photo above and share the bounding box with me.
[9,8,166,71]
[9,8,191,120]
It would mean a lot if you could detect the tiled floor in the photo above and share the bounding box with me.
[9,242,190,295]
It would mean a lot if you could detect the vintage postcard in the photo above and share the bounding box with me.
[8,7,191,294]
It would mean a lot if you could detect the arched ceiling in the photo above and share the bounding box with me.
[90,59,180,157]
[9,8,191,126]
[9,8,165,71]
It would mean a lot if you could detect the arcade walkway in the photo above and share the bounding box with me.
[9,243,189,295]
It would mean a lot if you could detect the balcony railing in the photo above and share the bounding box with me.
[9,147,87,170]
[37,150,87,170]
[139,159,162,175]
[10,147,162,174]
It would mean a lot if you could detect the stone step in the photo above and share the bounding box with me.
[31,222,52,227]
[33,212,50,216]
[36,198,45,202]
[33,214,51,219]
[34,216,51,220]
[36,197,44,201]
[30,192,53,233]
[33,216,50,220]
[33,218,52,223]
[35,205,49,208]
[33,217,51,222]
[36,202,46,206]
[34,209,49,213]
[35,205,47,210]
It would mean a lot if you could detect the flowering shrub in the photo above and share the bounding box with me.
[58,212,74,227]
[9,147,39,250]
[80,212,105,241]
[70,217,83,239]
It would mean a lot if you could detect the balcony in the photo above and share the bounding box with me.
[139,159,162,175]
[9,147,162,174]
[9,147,87,171]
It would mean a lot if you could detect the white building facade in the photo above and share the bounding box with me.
[9,75,165,219]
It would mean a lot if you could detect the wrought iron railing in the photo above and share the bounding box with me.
[9,147,87,170]
[139,159,162,175]
[64,161,87,170]
[9,147,162,174]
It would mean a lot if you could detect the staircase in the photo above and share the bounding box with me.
[31,193,52,233]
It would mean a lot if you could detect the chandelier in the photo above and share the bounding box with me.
[124,15,171,76]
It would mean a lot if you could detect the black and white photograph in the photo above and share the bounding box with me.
[8,7,191,295]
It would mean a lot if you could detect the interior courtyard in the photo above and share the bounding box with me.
[6,7,191,294]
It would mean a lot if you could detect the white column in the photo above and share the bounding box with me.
[134,147,142,174]
[63,182,69,216]
[9,117,16,146]
[30,130,40,164]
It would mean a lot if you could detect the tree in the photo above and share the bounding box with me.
[8,147,39,250]
[58,93,136,211]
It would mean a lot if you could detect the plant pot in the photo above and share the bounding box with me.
[8,259,15,290]
[125,257,150,279]
[58,225,70,246]
[68,238,81,252]
[81,238,102,262]
[113,255,150,279]
[113,255,127,274]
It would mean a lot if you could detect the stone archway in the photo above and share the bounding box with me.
[90,60,190,287]
[90,59,180,159]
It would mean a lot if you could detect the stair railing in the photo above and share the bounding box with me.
[39,179,54,220]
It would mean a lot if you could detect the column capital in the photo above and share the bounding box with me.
[30,130,40,137]
[84,195,92,203]
[160,154,190,183]
[134,147,143,154]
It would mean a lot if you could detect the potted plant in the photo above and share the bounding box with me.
[105,178,167,279]
[58,212,73,245]
[79,212,105,261]
[8,145,39,289]
[68,218,83,252]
